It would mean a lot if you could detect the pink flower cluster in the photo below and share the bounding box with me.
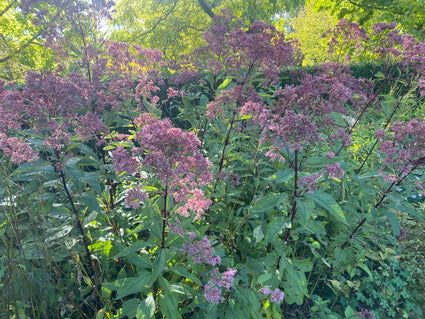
[173,10,298,86]
[111,115,213,219]
[376,118,425,182]
[182,234,221,266]
[204,267,237,304]
[323,19,369,62]
[260,286,285,304]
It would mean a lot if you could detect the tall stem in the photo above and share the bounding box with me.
[356,82,411,173]
[342,160,420,249]
[284,150,298,242]
[161,185,168,249]
[336,78,389,156]
[212,109,237,193]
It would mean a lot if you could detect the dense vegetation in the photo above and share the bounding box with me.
[1,1,424,318]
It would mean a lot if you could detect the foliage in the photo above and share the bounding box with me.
[0,0,55,81]
[110,0,305,60]
[287,2,337,66]
[1,8,425,319]
[311,0,425,40]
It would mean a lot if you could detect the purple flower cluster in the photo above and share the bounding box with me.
[376,119,425,183]
[204,267,237,304]
[124,185,147,209]
[173,10,298,86]
[260,286,285,304]
[111,115,213,219]
[0,133,38,164]
[182,234,220,266]
[355,308,375,319]
[323,19,369,62]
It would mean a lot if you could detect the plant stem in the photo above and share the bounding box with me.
[161,185,168,249]
[336,77,389,156]
[284,150,298,242]
[356,82,411,173]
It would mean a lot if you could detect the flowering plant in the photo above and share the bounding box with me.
[0,9,424,319]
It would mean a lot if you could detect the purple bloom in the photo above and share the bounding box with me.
[270,288,284,303]
[299,173,321,193]
[260,287,271,295]
[325,163,344,180]
[204,283,224,304]
[124,185,147,209]
[182,236,219,266]
[356,308,375,319]
[111,146,138,175]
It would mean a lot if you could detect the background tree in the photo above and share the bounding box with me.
[287,2,337,66]
[110,0,305,59]
[311,0,425,40]
[0,0,55,81]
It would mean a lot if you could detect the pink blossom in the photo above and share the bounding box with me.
[0,134,38,164]
[299,173,321,193]
[325,163,344,180]
[111,146,138,175]
[270,288,285,303]
[260,287,271,295]
[124,185,147,209]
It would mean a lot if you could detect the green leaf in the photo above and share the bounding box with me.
[250,193,287,213]
[158,279,179,319]
[170,265,202,286]
[295,197,315,226]
[217,77,232,90]
[264,217,291,244]
[384,210,400,237]
[253,225,264,244]
[199,94,209,107]
[89,240,113,257]
[120,298,142,319]
[150,249,168,284]
[265,168,294,183]
[305,191,347,225]
[280,258,308,305]
[80,191,100,212]
[103,271,151,299]
[257,273,272,285]
[113,241,156,259]
[136,295,155,319]
[358,263,373,280]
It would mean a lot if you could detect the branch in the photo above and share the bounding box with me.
[0,27,47,64]
[131,0,180,42]
[0,0,18,19]
[197,0,215,19]
[346,0,404,15]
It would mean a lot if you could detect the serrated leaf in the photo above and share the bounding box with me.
[280,259,308,305]
[120,298,141,319]
[217,77,232,90]
[136,295,155,319]
[103,271,151,299]
[265,217,291,243]
[199,94,209,107]
[265,168,294,183]
[258,273,272,285]
[295,197,315,226]
[250,193,287,213]
[384,210,400,237]
[253,225,264,244]
[305,191,347,225]
[80,191,100,212]
[113,241,155,259]
[89,240,113,257]
[150,249,168,284]
[158,291,178,319]
[170,265,202,286]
